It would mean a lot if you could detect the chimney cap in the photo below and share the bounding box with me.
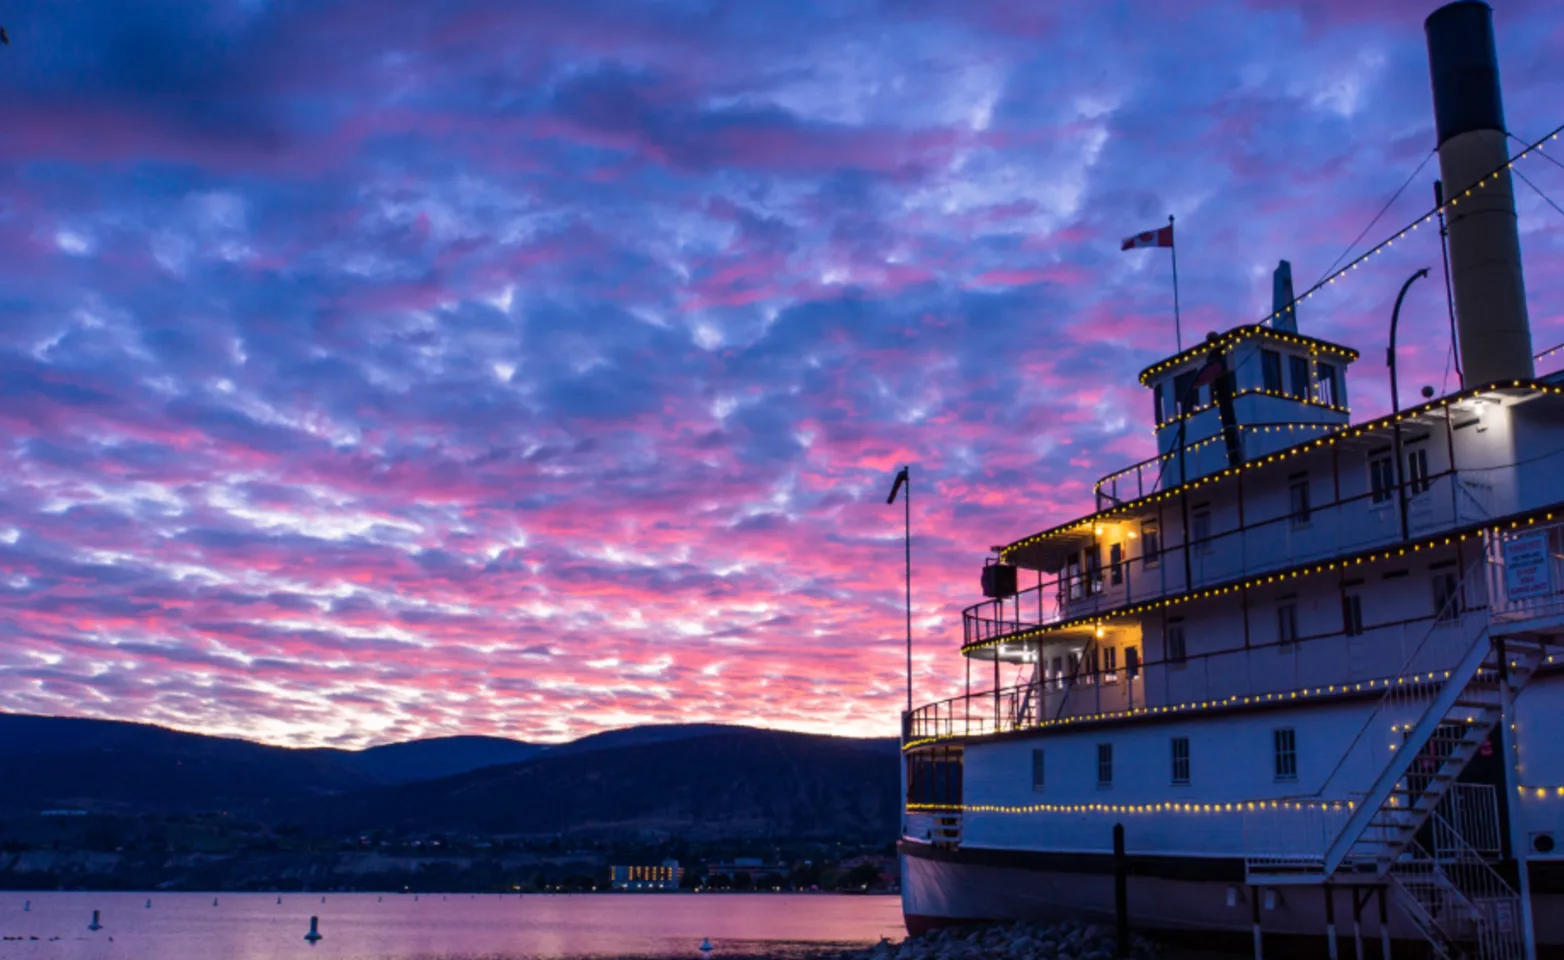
[1425,0,1505,145]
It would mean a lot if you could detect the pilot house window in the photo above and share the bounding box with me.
[1109,543,1123,585]
[1174,370,1199,415]
[1317,363,1338,407]
[1153,383,1166,425]
[1289,355,1311,400]
[1261,350,1283,392]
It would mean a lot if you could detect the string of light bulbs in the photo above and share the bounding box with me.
[982,503,1564,654]
[1136,123,1564,385]
[907,798,1355,816]
[1093,422,1339,497]
[1255,123,1564,329]
[1003,379,1561,559]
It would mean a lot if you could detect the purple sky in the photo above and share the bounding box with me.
[2,0,1562,748]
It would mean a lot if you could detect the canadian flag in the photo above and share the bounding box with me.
[1121,225,1174,250]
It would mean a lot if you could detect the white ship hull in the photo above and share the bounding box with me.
[900,841,1564,950]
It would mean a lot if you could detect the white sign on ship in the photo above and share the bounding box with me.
[1502,532,1553,601]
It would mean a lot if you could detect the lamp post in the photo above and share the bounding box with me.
[1388,268,1430,541]
[887,466,912,714]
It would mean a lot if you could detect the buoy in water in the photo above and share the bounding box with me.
[700,938,714,952]
[23,900,30,911]
[145,899,151,909]
[321,896,326,903]
[377,896,383,902]
[277,896,283,904]
[88,910,103,932]
[213,898,219,907]
[305,916,323,943]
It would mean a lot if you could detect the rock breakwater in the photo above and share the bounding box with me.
[830,920,1162,960]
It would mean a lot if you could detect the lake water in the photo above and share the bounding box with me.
[0,892,905,960]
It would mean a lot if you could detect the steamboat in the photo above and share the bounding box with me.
[898,5,1564,960]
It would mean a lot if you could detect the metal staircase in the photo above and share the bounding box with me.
[1388,816,1529,960]
[1323,632,1543,878]
[1243,544,1552,960]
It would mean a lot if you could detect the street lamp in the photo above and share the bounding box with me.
[1388,268,1430,541]
[887,467,912,714]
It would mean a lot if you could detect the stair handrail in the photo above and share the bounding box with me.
[1389,837,1475,960]
[1415,813,1528,960]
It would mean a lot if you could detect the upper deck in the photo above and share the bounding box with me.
[965,378,1564,661]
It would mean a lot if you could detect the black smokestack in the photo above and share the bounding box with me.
[1425,1,1533,385]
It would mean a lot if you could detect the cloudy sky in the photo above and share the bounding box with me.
[1,0,1562,748]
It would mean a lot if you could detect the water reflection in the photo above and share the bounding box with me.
[0,892,904,960]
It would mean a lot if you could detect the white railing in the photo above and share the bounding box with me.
[1435,783,1502,861]
[1241,801,1353,879]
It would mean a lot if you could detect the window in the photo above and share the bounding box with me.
[1031,748,1045,790]
[1067,651,1081,679]
[1274,728,1298,781]
[1289,479,1311,528]
[1277,602,1299,648]
[1051,656,1063,689]
[1193,510,1212,554]
[1288,355,1311,400]
[1433,571,1460,622]
[1261,350,1283,392]
[1174,370,1199,416]
[1166,622,1187,663]
[1125,646,1140,678]
[1097,744,1114,786]
[1369,455,1395,505]
[1142,523,1160,569]
[1408,447,1430,496]
[1103,645,1119,683]
[1153,383,1166,425]
[1171,737,1191,785]
[1342,594,1364,636]
[1066,554,1083,601]
[1109,543,1123,586]
[1086,646,1100,679]
[1317,363,1338,407]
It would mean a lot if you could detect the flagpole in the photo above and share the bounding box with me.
[1169,214,1182,352]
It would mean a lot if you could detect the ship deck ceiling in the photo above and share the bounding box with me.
[1002,384,1546,573]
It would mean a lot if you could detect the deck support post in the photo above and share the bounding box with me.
[1250,886,1262,960]
[1376,887,1390,960]
[1325,885,1338,960]
[1352,888,1366,960]
[1113,824,1128,959]
[1498,635,1540,960]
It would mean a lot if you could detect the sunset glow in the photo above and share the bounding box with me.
[2,0,1562,748]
